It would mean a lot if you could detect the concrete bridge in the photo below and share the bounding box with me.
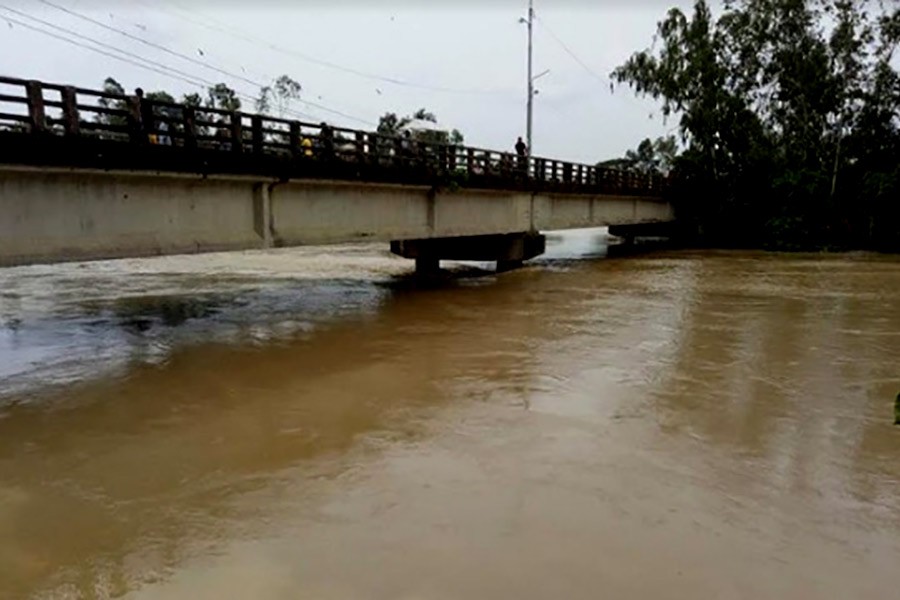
[0,76,674,271]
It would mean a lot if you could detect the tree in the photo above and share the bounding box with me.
[182,93,202,108]
[376,108,464,145]
[612,0,900,250]
[95,77,129,127]
[206,83,241,112]
[622,136,678,175]
[376,112,411,137]
[255,75,302,118]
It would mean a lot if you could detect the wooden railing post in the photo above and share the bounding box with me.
[230,113,243,153]
[438,144,447,174]
[183,106,197,149]
[355,131,365,164]
[393,136,403,168]
[467,148,475,175]
[447,145,456,173]
[61,86,79,136]
[127,90,144,144]
[289,120,300,157]
[417,141,427,171]
[140,96,155,142]
[26,80,46,133]
[251,115,264,153]
[368,133,381,165]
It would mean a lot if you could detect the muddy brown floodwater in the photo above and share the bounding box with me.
[1,232,899,599]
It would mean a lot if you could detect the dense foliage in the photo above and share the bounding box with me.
[377,108,465,145]
[613,0,900,250]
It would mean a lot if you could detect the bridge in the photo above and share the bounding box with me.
[0,76,674,271]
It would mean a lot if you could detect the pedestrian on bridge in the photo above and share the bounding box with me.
[515,136,528,176]
[515,136,528,157]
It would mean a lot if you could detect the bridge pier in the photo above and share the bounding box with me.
[414,256,441,276]
[391,232,546,275]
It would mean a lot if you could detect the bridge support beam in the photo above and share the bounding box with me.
[391,232,546,275]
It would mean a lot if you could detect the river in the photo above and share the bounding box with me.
[1,232,899,599]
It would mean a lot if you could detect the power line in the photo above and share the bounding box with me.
[533,13,607,86]
[120,0,379,125]
[3,5,209,86]
[0,12,208,89]
[141,0,509,96]
[0,7,322,121]
[37,0,264,90]
[33,0,375,125]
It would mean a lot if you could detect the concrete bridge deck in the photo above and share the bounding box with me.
[0,76,674,269]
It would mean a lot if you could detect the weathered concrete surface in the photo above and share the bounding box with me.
[0,165,673,266]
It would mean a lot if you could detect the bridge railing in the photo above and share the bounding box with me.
[0,76,667,196]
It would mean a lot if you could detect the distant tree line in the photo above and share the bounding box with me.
[86,77,463,152]
[376,108,464,145]
[611,0,900,251]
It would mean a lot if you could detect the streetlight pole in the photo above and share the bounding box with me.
[526,0,534,155]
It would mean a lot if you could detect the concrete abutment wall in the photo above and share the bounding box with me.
[0,166,674,267]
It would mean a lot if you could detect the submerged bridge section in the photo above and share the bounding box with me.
[0,76,674,270]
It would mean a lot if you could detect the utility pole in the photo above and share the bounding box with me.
[526,0,534,155]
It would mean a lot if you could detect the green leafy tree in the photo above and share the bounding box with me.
[376,108,464,145]
[255,75,302,118]
[623,136,678,175]
[182,93,202,108]
[612,0,900,250]
[95,77,129,128]
[206,83,241,112]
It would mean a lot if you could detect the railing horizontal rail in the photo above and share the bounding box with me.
[74,104,131,117]
[0,93,26,104]
[69,88,131,101]
[0,112,29,122]
[77,121,132,133]
[0,76,669,196]
[0,75,28,86]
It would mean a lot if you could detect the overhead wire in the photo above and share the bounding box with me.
[117,0,376,124]
[134,0,509,96]
[532,10,669,135]
[0,6,323,121]
[31,0,376,125]
[533,13,607,86]
[0,12,208,89]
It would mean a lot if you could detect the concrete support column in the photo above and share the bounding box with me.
[253,182,274,248]
[497,259,524,273]
[415,256,440,275]
[391,232,546,274]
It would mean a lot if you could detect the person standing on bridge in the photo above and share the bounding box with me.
[515,136,528,176]
[515,136,528,157]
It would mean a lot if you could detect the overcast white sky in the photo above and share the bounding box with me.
[0,0,699,163]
